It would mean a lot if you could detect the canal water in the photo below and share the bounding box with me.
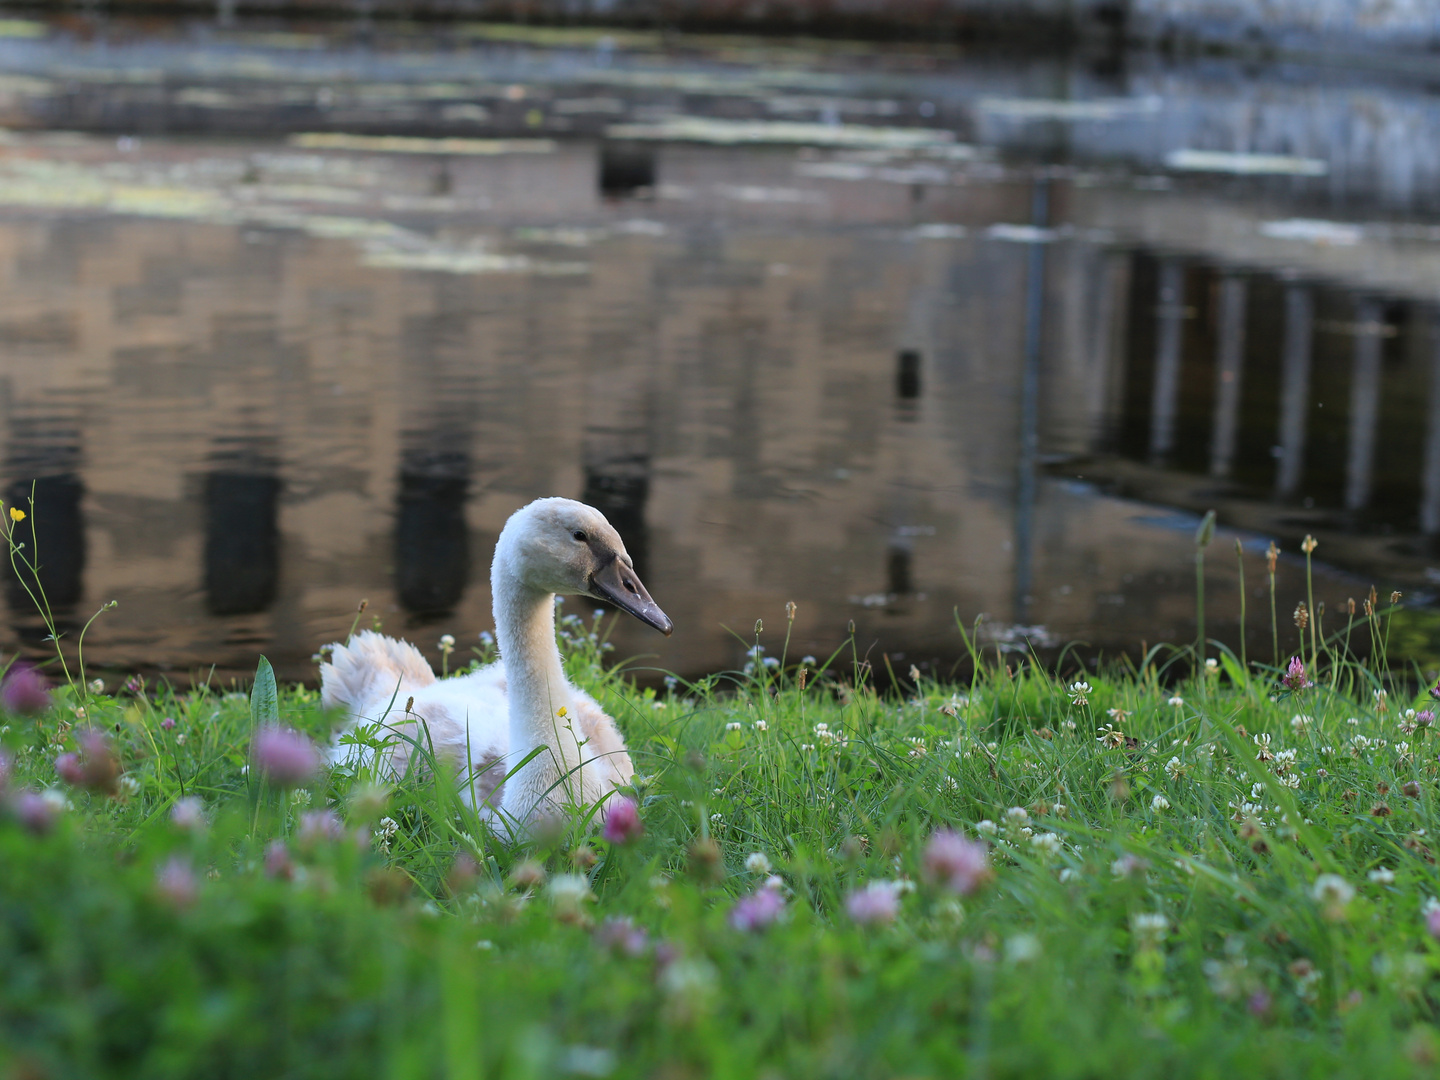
[0,14,1438,684]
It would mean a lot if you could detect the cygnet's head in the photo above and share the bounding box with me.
[495,497,672,635]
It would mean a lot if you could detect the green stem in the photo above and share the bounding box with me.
[1305,549,1317,675]
[1269,569,1278,671]
[1235,540,1247,672]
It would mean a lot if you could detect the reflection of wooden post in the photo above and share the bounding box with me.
[1209,275,1247,478]
[1422,311,1440,535]
[1345,298,1384,512]
[1148,259,1184,462]
[1275,285,1313,498]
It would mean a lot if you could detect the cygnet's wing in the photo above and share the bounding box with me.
[320,630,436,718]
[569,687,634,790]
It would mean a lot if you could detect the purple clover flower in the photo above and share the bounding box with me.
[252,726,320,787]
[1,662,50,715]
[596,916,650,957]
[155,856,198,908]
[602,796,643,844]
[1281,656,1312,692]
[11,790,56,834]
[729,885,786,932]
[922,829,994,895]
[170,796,206,832]
[297,808,346,846]
[846,881,901,926]
[54,730,120,794]
[54,753,84,787]
[160,717,176,732]
[264,840,294,880]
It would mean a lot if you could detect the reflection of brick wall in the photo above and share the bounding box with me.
[0,139,1051,682]
[0,136,1392,684]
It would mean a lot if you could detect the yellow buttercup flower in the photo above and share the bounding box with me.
[8,507,23,522]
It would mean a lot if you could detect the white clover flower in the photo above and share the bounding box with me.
[1131,912,1168,948]
[438,634,456,650]
[745,852,773,874]
[754,720,768,732]
[88,679,104,694]
[1004,934,1041,963]
[975,819,998,837]
[1151,795,1170,812]
[547,874,592,912]
[1312,874,1355,907]
[1290,714,1313,732]
[374,816,399,853]
[1030,832,1063,857]
[1058,867,1078,883]
[725,722,743,732]
[1423,897,1440,915]
[1204,658,1218,672]
[1168,695,1184,707]
[1368,867,1396,884]
[1165,756,1184,780]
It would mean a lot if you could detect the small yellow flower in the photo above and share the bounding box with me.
[8,507,23,522]
[557,706,568,717]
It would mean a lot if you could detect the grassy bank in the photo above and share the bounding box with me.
[1,598,1439,1079]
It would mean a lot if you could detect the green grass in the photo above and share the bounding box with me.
[3,603,1440,1079]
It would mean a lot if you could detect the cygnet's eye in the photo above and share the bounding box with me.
[573,530,588,542]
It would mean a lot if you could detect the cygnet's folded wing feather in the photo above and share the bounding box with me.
[320,630,435,715]
[568,689,634,790]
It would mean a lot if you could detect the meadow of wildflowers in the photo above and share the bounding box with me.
[0,611,1437,1077]
[2,511,1440,1075]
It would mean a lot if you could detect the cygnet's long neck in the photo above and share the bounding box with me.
[492,561,583,821]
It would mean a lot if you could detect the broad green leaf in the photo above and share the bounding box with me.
[251,655,279,729]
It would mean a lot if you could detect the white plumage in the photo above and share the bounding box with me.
[319,497,671,833]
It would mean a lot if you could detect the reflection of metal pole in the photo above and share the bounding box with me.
[1149,259,1184,462]
[1421,311,1440,535]
[1013,177,1048,624]
[1345,298,1383,512]
[1209,275,1247,478]
[1275,285,1313,498]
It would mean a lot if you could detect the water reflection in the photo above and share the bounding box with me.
[396,452,471,617]
[204,465,280,617]
[0,26,1438,679]
[1105,250,1439,552]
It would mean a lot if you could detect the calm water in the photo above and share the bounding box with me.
[1,15,1438,683]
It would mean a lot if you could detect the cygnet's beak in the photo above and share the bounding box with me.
[589,556,673,636]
